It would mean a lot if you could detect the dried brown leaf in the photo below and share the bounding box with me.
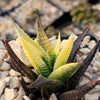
[4,40,37,81]
[59,78,100,100]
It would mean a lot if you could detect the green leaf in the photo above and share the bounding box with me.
[13,22,52,72]
[54,36,74,70]
[49,63,81,83]
[36,20,54,57]
[20,38,50,77]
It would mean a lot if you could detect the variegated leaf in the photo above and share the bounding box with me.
[14,22,52,72]
[49,63,81,83]
[20,38,50,77]
[54,36,74,70]
[54,32,61,57]
[36,20,54,57]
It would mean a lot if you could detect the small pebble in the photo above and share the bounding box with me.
[49,36,56,41]
[49,93,57,100]
[4,88,18,100]
[81,36,90,48]
[79,76,90,86]
[23,95,30,100]
[84,93,100,100]
[88,40,96,50]
[92,74,98,80]
[9,69,21,77]
[0,81,6,96]
[0,41,6,50]
[86,66,93,75]
[84,72,92,79]
[50,40,57,48]
[92,67,98,73]
[23,76,31,83]
[3,77,11,86]
[0,50,7,60]
[0,94,4,100]
[0,71,9,79]
[18,86,25,96]
[96,72,100,77]
[79,48,90,55]
[0,62,10,71]
[93,61,100,69]
[10,77,20,88]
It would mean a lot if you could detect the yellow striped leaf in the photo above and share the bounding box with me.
[36,20,54,57]
[14,23,52,72]
[54,32,61,57]
[54,36,74,70]
[49,63,81,83]
[20,38,50,77]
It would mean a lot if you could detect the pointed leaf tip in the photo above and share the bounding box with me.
[36,20,54,57]
[79,62,83,65]
[54,32,61,57]
[54,36,74,70]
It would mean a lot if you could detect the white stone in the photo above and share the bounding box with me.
[3,77,11,86]
[0,41,6,50]
[4,57,10,62]
[14,96,23,100]
[0,58,2,66]
[84,72,92,79]
[0,50,7,59]
[79,76,90,86]
[9,69,21,77]
[0,50,7,65]
[88,40,96,50]
[18,86,25,96]
[14,86,25,100]
[0,71,9,79]
[79,48,90,55]
[0,94,5,100]
[75,54,82,62]
[80,55,87,61]
[23,96,30,100]
[92,67,98,73]
[84,93,100,100]
[86,66,93,75]
[88,85,100,94]
[49,36,56,41]
[96,72,100,77]
[49,93,57,100]
[93,61,100,69]
[0,81,6,96]
[50,40,57,48]
[95,52,100,61]
[0,62,10,71]
[81,36,90,48]
[10,77,20,88]
[9,39,31,67]
[4,88,18,100]
[23,76,31,83]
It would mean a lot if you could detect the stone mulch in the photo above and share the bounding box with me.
[0,34,100,100]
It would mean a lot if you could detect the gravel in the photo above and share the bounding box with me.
[0,34,100,100]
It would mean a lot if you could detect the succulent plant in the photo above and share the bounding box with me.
[4,22,100,100]
[70,3,100,25]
